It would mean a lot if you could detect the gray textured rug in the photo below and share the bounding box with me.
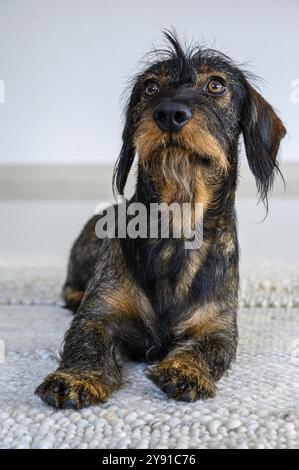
[0,264,299,449]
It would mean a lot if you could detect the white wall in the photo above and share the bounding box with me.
[0,0,298,165]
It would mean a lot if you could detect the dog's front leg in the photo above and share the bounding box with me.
[35,308,122,409]
[145,309,237,402]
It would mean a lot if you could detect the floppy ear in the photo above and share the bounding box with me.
[112,113,136,196]
[241,85,286,203]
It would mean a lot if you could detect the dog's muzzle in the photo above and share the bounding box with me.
[153,101,192,133]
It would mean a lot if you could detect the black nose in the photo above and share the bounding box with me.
[153,102,192,132]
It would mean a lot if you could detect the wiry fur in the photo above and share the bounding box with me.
[36,32,285,409]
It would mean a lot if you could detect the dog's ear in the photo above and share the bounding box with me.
[241,84,286,203]
[112,116,136,196]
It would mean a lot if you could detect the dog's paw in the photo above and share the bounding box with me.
[35,369,112,409]
[145,356,216,402]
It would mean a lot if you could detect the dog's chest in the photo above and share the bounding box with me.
[145,244,208,319]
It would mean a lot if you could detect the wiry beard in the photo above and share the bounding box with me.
[139,145,225,208]
[141,146,194,203]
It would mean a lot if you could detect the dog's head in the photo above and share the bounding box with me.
[113,31,286,205]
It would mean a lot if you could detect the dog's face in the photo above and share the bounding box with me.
[114,32,286,204]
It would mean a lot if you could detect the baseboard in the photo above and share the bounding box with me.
[0,165,116,200]
[0,162,298,200]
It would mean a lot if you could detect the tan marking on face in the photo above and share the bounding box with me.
[134,111,165,162]
[196,70,227,87]
[180,111,229,172]
[143,68,170,88]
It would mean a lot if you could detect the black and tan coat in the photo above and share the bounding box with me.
[36,32,285,408]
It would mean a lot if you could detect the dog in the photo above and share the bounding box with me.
[36,32,286,408]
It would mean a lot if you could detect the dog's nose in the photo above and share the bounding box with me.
[153,102,192,132]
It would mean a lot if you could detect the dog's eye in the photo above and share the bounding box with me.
[206,79,226,95]
[145,82,160,96]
